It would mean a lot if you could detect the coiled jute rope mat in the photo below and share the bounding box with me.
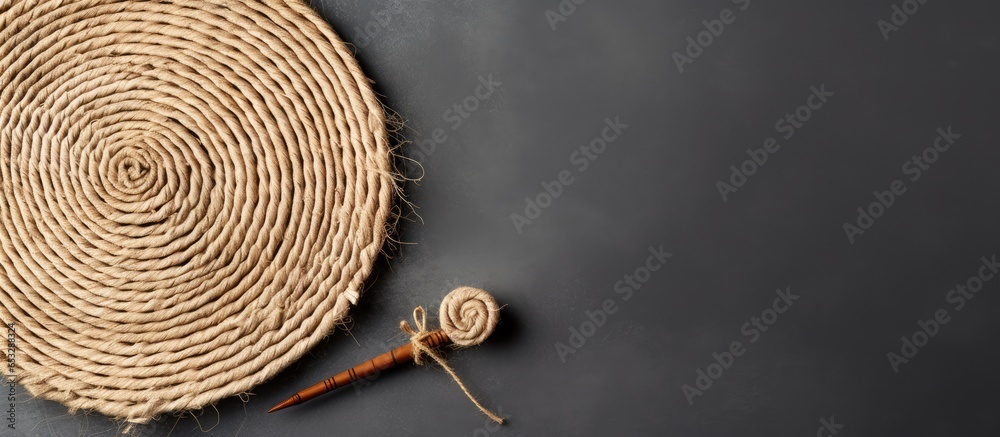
[0,0,396,425]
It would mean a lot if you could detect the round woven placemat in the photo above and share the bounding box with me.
[0,0,395,424]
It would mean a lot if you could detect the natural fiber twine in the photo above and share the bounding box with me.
[401,287,505,423]
[0,0,396,425]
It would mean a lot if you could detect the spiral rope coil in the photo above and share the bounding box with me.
[0,0,395,424]
[438,286,501,347]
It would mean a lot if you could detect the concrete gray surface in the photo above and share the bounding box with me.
[7,0,1000,435]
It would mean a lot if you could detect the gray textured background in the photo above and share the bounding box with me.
[7,0,1000,435]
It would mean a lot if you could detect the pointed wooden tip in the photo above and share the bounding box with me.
[267,398,296,413]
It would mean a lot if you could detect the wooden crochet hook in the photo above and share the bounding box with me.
[267,329,450,413]
[268,286,504,423]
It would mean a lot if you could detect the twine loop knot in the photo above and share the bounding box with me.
[399,306,434,366]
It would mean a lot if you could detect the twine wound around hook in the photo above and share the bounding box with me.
[399,287,504,424]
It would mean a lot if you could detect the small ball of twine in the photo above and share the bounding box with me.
[438,286,501,347]
[0,0,396,425]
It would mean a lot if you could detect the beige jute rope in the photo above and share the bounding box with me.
[0,0,396,425]
[400,287,505,424]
